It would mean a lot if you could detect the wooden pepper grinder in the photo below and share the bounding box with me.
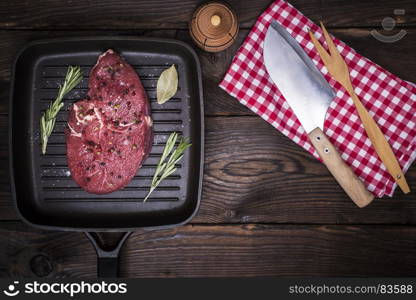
[190,2,239,52]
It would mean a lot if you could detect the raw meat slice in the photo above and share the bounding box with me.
[66,49,153,194]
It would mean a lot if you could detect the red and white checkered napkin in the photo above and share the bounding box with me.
[219,0,416,197]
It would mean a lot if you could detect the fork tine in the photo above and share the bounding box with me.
[308,30,331,66]
[319,21,340,58]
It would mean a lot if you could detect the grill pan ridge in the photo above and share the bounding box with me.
[9,37,204,232]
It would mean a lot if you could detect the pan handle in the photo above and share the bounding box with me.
[85,232,132,278]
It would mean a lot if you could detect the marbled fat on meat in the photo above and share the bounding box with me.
[66,50,153,194]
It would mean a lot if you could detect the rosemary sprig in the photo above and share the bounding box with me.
[40,66,83,154]
[144,132,191,202]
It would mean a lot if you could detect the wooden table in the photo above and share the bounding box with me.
[0,0,415,277]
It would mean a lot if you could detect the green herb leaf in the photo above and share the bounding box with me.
[40,66,83,154]
[144,132,191,202]
[156,64,178,104]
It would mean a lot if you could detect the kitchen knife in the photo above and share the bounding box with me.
[263,21,374,207]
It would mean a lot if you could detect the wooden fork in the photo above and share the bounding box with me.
[309,22,410,194]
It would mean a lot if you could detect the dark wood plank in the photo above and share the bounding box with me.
[0,113,16,220]
[319,0,415,28]
[2,114,415,223]
[332,28,416,84]
[0,28,415,116]
[0,0,414,30]
[194,116,416,224]
[0,222,95,277]
[121,224,416,277]
[2,221,416,277]
[1,28,414,223]
[0,0,414,281]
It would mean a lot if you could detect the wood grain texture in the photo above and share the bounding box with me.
[0,114,15,220]
[0,0,414,30]
[0,222,95,277]
[2,222,416,277]
[194,117,416,223]
[0,0,416,279]
[120,224,416,277]
[0,28,415,117]
[309,128,374,208]
[1,115,415,223]
[0,4,415,223]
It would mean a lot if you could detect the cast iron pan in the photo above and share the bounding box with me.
[9,37,204,277]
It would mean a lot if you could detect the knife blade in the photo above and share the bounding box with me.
[263,20,374,207]
[264,21,334,134]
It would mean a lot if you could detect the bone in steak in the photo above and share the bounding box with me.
[66,49,153,194]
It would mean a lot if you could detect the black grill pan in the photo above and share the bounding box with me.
[9,37,204,277]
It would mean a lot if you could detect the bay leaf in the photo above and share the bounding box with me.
[157,64,178,104]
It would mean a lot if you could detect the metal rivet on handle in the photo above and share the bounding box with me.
[324,148,329,153]
[316,136,321,141]
[397,174,401,179]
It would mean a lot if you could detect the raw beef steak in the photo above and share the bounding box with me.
[66,49,153,194]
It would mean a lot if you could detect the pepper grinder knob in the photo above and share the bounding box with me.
[210,14,221,26]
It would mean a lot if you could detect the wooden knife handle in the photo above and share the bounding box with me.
[309,128,375,208]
